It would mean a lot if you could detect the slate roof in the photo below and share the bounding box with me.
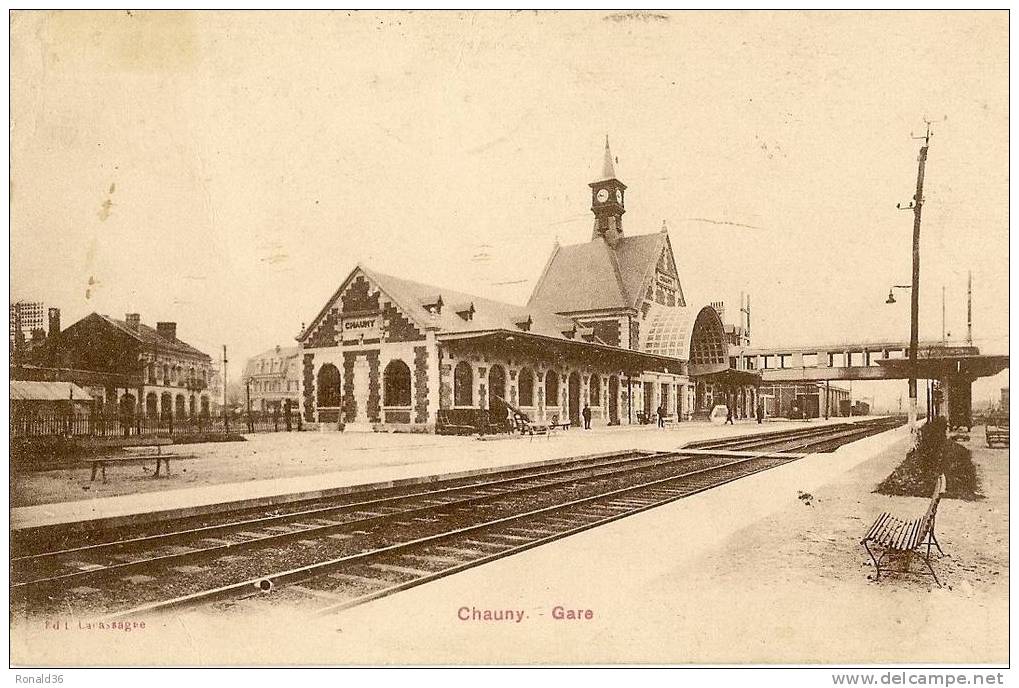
[98,314,211,360]
[527,231,668,314]
[357,265,584,341]
[10,380,94,402]
[243,346,300,378]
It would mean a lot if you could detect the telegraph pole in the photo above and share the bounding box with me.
[222,345,229,432]
[967,270,973,345]
[897,121,933,440]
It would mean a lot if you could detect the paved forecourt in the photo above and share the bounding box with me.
[12,418,862,533]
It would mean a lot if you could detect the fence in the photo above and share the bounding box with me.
[10,410,303,439]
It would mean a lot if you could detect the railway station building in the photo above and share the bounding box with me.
[297,141,761,432]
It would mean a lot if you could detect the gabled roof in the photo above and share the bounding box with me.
[97,314,211,360]
[299,264,599,346]
[527,231,670,314]
[359,265,581,340]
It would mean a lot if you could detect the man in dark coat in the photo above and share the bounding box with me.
[582,404,592,430]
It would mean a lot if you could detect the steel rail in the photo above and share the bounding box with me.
[13,449,736,590]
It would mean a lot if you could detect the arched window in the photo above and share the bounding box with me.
[163,364,169,383]
[317,364,342,407]
[589,374,601,406]
[545,371,560,407]
[384,360,412,406]
[518,368,535,407]
[454,361,473,406]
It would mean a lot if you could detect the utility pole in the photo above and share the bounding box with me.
[896,121,933,440]
[740,293,751,338]
[941,285,946,346]
[967,270,973,345]
[222,345,229,432]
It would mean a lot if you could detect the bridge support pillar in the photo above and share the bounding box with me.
[944,376,973,431]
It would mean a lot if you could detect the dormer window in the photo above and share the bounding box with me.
[421,294,444,315]
[515,315,533,332]
[455,302,475,321]
[562,324,578,339]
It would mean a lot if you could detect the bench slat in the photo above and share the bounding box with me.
[864,512,890,541]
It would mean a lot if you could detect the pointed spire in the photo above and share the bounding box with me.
[661,219,668,233]
[599,135,618,181]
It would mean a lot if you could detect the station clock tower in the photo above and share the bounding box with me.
[590,136,627,244]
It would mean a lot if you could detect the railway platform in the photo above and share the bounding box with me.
[321,424,1006,664]
[12,418,862,534]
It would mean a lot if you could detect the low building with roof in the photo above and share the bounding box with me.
[297,140,760,432]
[24,312,214,422]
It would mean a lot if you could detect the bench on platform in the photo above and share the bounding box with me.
[511,413,551,439]
[860,473,947,586]
[986,417,1009,448]
[82,437,184,483]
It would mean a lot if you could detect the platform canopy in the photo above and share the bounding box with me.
[687,366,763,387]
[437,329,686,376]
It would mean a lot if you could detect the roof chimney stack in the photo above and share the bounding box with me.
[125,313,141,331]
[157,321,177,341]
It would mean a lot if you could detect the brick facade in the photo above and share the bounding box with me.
[342,352,356,423]
[383,303,425,342]
[413,346,429,423]
[306,308,340,348]
[366,350,381,422]
[302,353,315,421]
[586,319,621,347]
[342,275,380,314]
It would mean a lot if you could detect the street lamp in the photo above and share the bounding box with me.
[885,284,912,304]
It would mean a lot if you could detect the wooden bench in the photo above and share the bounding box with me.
[860,474,947,586]
[83,437,177,483]
[986,418,1009,448]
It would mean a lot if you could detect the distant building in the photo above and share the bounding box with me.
[242,345,300,412]
[10,301,58,361]
[22,312,214,420]
[758,381,851,419]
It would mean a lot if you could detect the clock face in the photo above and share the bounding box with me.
[615,189,623,203]
[596,188,609,203]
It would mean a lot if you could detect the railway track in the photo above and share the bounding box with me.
[11,417,901,620]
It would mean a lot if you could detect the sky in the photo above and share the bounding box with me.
[10,11,1009,408]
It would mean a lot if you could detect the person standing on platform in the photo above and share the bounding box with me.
[725,405,735,425]
[757,399,764,424]
[582,404,592,430]
[656,404,665,428]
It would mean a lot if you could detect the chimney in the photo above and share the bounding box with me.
[47,307,60,336]
[156,321,177,341]
[125,313,141,331]
[710,301,726,324]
